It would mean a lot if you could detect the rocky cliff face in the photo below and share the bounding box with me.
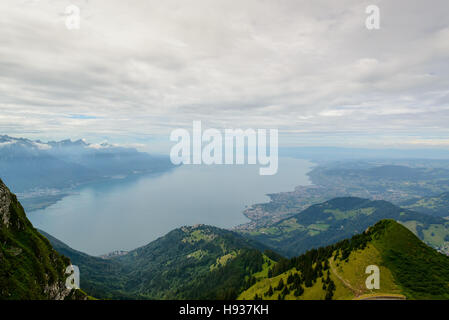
[0,178,82,300]
[0,181,11,227]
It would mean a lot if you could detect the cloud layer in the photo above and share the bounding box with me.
[1,0,449,148]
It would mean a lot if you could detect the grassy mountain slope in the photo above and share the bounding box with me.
[240,220,449,300]
[243,197,449,257]
[0,178,85,300]
[400,192,449,218]
[44,224,278,299]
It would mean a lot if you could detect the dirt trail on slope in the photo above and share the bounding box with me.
[356,295,406,300]
[329,258,363,297]
[329,258,406,300]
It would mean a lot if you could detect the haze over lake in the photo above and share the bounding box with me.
[29,158,312,255]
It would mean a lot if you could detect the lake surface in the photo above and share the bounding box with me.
[29,158,313,255]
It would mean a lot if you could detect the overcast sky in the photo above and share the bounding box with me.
[1,0,449,152]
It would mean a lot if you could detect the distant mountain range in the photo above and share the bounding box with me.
[0,135,174,211]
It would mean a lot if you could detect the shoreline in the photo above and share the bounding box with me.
[233,160,317,231]
[19,166,177,213]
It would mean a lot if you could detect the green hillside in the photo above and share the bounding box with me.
[115,224,274,299]
[401,192,449,218]
[0,178,85,300]
[242,197,449,257]
[44,224,279,299]
[240,220,449,300]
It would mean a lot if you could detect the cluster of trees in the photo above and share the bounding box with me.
[260,274,302,300]
[275,273,305,299]
[322,270,336,300]
[258,268,337,300]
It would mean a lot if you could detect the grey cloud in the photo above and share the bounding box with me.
[0,0,448,147]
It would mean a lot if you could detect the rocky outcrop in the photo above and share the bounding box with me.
[0,179,11,227]
[44,281,72,300]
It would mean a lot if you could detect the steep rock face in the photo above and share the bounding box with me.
[0,181,11,227]
[0,178,80,300]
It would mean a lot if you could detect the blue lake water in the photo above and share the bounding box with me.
[29,158,313,255]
